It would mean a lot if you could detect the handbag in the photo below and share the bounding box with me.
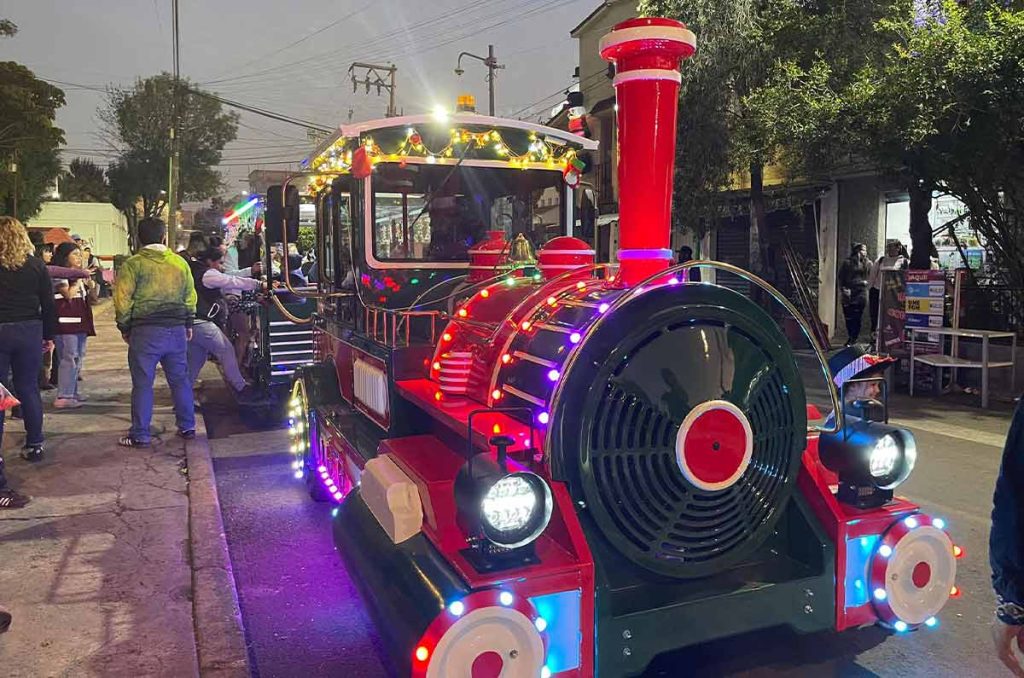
[0,382,20,411]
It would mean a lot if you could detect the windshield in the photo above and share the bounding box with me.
[370,163,564,263]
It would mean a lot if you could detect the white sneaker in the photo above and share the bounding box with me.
[54,398,83,409]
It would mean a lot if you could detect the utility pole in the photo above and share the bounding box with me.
[167,0,181,243]
[455,45,504,116]
[349,63,398,118]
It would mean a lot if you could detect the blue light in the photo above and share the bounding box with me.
[535,617,547,632]
[925,616,938,628]
[879,544,893,558]
[873,588,887,601]
[448,600,465,617]
[933,518,946,530]
[499,591,514,606]
[294,470,304,480]
[530,590,581,673]
[893,620,908,632]
[331,507,339,517]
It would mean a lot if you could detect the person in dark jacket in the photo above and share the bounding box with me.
[0,217,56,503]
[838,242,871,346]
[677,245,702,282]
[991,397,1024,674]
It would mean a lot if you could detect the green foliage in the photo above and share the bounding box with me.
[297,225,315,255]
[102,73,239,248]
[60,158,109,202]
[0,19,17,37]
[0,61,65,220]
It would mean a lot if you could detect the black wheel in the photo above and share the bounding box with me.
[550,283,807,579]
[289,365,343,503]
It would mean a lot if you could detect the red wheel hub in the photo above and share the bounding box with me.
[471,651,504,678]
[675,400,753,492]
[912,561,932,588]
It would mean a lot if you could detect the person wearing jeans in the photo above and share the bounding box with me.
[113,217,197,448]
[186,246,262,401]
[50,242,96,409]
[0,216,56,506]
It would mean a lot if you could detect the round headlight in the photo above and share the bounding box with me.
[870,434,900,479]
[479,472,552,548]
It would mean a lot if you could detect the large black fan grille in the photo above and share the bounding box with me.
[585,342,797,569]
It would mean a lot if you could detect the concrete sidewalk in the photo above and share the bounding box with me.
[0,302,248,678]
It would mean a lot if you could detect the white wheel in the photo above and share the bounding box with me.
[425,607,545,678]
[871,515,956,627]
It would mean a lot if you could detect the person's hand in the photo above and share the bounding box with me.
[42,339,54,353]
[251,261,262,277]
[186,328,193,341]
[993,618,1024,676]
[271,280,282,289]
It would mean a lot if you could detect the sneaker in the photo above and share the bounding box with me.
[177,429,196,440]
[54,398,82,409]
[0,489,30,510]
[20,446,43,463]
[118,436,150,448]
[39,382,55,391]
[0,605,11,632]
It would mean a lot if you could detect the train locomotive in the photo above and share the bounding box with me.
[273,17,960,677]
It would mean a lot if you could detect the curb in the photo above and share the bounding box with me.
[185,419,251,678]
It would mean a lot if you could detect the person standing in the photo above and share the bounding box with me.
[186,246,262,400]
[838,242,871,346]
[0,216,55,476]
[868,240,908,336]
[991,397,1024,675]
[676,245,702,282]
[50,242,96,409]
[113,217,197,448]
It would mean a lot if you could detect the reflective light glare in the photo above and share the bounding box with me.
[933,518,946,530]
[904,516,919,529]
[925,616,938,628]
[537,411,550,425]
[547,369,560,382]
[569,332,581,344]
[448,600,465,617]
[499,591,514,606]
[535,617,547,632]
[598,303,609,313]
[894,620,908,633]
[870,434,900,478]
[879,544,893,558]
[874,588,887,601]
[415,645,430,662]
[294,470,304,479]
[482,476,538,533]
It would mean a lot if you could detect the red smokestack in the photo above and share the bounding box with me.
[600,17,696,285]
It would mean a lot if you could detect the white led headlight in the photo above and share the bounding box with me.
[820,421,917,507]
[456,460,552,549]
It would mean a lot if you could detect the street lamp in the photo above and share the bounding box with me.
[454,45,504,116]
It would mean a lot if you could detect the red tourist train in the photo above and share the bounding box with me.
[268,17,960,677]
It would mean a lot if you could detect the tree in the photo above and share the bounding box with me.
[638,1,889,275]
[60,157,108,202]
[102,73,239,249]
[0,61,65,220]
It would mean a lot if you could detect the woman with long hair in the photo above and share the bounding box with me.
[0,217,55,505]
[50,242,96,409]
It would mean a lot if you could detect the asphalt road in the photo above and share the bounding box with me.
[204,378,1013,678]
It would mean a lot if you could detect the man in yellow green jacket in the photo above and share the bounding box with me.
[113,217,197,447]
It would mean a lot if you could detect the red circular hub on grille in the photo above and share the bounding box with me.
[470,651,503,678]
[675,400,753,492]
[912,561,932,588]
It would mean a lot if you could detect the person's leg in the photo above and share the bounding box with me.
[849,299,865,344]
[0,327,12,449]
[74,335,87,398]
[159,326,196,434]
[869,288,880,333]
[55,335,79,400]
[208,325,247,392]
[186,323,215,386]
[39,346,53,389]
[10,322,44,449]
[127,327,161,443]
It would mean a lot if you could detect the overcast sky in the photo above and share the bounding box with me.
[3,0,597,193]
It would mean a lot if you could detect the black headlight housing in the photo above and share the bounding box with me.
[819,418,917,508]
[454,444,552,572]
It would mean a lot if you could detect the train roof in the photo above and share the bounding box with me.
[302,112,598,180]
